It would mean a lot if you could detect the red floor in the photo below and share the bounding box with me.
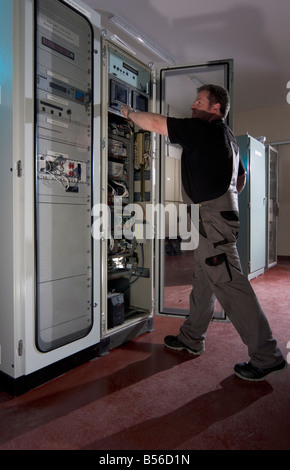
[0,260,289,450]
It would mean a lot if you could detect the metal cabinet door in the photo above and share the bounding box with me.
[267,146,279,268]
[249,137,266,274]
[156,60,233,318]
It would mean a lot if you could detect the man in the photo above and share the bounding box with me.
[121,84,286,381]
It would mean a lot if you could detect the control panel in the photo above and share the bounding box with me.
[108,46,151,114]
[109,48,151,93]
[38,153,87,189]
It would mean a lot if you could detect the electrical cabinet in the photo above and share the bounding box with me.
[98,40,154,352]
[266,145,279,268]
[0,0,234,394]
[0,0,102,395]
[237,135,267,279]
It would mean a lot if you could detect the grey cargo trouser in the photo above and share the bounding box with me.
[178,192,284,369]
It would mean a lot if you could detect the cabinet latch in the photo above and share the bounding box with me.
[18,340,23,357]
[17,160,23,178]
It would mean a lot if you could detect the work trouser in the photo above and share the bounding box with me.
[178,192,284,369]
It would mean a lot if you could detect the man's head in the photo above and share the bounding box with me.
[191,84,230,121]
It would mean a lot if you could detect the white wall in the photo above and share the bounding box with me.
[234,104,290,256]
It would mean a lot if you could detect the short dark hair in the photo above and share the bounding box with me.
[197,84,230,118]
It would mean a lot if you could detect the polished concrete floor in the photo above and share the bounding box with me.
[0,259,289,450]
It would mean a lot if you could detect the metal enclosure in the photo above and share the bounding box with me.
[0,0,101,394]
[36,0,96,351]
[98,40,154,353]
[266,146,279,268]
[237,134,267,279]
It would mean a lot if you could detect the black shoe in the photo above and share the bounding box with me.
[234,360,287,381]
[164,335,203,355]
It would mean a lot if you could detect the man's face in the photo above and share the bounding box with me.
[191,90,220,120]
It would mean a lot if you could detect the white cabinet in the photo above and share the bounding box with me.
[0,0,102,394]
[237,134,267,279]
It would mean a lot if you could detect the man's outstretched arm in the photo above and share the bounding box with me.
[121,104,168,136]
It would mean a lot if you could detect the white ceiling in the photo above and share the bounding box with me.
[82,0,290,115]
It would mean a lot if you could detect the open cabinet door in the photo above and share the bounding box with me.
[155,59,233,319]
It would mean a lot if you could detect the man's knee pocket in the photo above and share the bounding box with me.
[205,253,232,283]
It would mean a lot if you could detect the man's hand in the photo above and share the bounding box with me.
[120,104,132,119]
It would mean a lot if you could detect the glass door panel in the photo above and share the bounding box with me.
[157,60,233,318]
[35,0,94,351]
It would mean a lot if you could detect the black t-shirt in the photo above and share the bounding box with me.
[167,117,245,203]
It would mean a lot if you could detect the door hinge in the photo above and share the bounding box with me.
[18,340,23,357]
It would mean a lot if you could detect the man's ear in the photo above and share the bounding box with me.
[212,102,221,114]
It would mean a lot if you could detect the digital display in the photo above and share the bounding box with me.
[42,37,75,60]
[115,88,128,104]
[110,80,129,107]
[133,92,148,112]
[50,82,68,94]
[123,62,139,76]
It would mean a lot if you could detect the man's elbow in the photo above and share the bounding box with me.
[237,173,246,194]
[153,115,168,136]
